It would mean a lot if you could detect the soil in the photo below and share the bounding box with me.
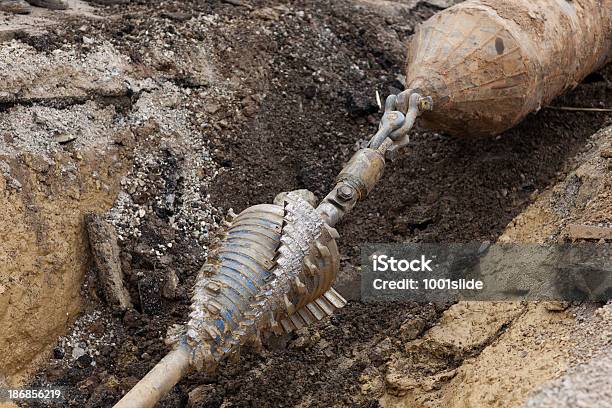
[0,0,609,407]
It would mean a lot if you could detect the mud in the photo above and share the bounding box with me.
[0,0,608,407]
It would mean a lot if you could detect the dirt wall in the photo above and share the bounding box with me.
[0,148,129,383]
[0,40,136,383]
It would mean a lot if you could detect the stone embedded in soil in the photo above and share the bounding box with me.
[76,353,93,369]
[72,346,86,360]
[53,132,77,144]
[52,347,65,360]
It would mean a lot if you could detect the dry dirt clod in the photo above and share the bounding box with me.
[399,316,426,341]
[53,132,77,144]
[253,7,280,21]
[600,146,612,158]
[543,301,570,312]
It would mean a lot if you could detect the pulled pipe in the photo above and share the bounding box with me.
[113,344,192,408]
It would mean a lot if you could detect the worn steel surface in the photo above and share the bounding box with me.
[171,192,345,371]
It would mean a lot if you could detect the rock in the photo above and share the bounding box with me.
[87,0,130,4]
[72,346,86,360]
[221,0,247,7]
[0,1,31,15]
[53,347,65,359]
[346,92,379,117]
[253,7,280,21]
[205,103,221,115]
[75,353,93,368]
[35,0,69,8]
[400,317,426,341]
[85,213,132,310]
[54,133,77,144]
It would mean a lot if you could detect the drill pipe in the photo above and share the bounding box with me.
[113,344,191,408]
[112,140,393,408]
[407,0,611,136]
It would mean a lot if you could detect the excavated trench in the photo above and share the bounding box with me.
[0,1,609,407]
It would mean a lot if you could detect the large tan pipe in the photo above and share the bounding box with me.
[113,344,192,408]
[406,0,611,137]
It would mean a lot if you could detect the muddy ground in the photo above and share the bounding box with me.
[1,0,609,407]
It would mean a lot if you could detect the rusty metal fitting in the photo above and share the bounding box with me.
[336,148,385,199]
[317,148,386,226]
[337,185,355,202]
